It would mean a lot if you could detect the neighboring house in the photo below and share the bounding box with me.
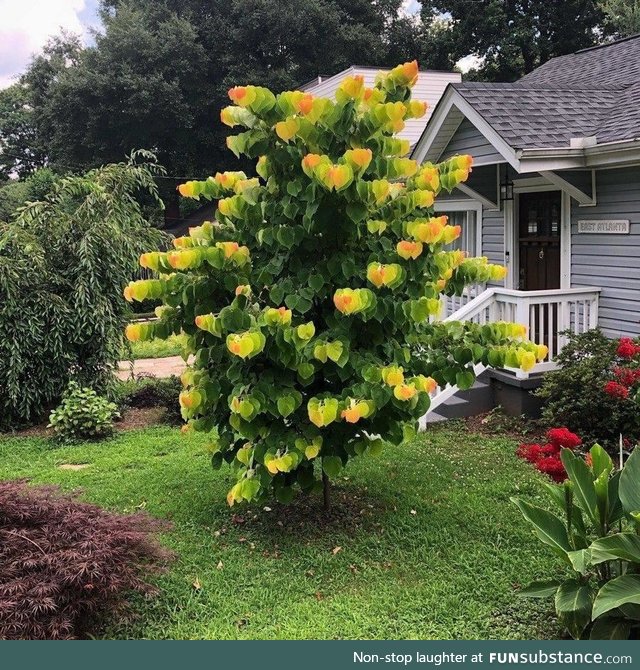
[302,66,461,148]
[411,35,640,419]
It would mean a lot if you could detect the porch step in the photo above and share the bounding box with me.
[429,376,494,420]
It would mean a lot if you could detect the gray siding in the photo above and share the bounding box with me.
[482,209,505,286]
[571,167,640,337]
[441,118,505,165]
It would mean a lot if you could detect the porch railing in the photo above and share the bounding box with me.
[421,286,601,424]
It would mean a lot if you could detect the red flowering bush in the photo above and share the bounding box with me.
[516,427,581,482]
[602,339,640,439]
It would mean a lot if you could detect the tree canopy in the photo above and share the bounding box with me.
[421,0,609,81]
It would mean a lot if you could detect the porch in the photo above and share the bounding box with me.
[423,286,601,423]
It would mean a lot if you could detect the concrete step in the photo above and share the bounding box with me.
[433,376,494,419]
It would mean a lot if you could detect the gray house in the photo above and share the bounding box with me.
[411,36,640,417]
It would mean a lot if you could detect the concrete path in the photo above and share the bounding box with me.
[117,355,190,380]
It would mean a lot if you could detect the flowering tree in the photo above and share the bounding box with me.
[125,62,547,507]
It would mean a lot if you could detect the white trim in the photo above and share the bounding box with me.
[412,88,521,170]
[560,191,572,289]
[433,198,483,257]
[539,170,595,206]
[504,199,515,289]
[455,182,498,210]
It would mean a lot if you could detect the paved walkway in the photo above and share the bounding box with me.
[117,355,191,380]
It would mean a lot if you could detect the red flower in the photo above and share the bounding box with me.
[517,443,545,463]
[541,443,560,456]
[547,427,581,450]
[604,380,629,399]
[536,456,568,483]
[613,366,640,388]
[617,338,640,359]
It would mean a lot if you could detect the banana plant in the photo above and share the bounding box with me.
[512,444,640,639]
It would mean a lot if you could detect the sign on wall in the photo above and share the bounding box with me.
[577,219,630,234]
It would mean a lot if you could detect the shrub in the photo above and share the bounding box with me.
[48,382,120,442]
[116,375,182,424]
[125,63,547,507]
[537,330,640,447]
[0,480,173,639]
[512,445,640,639]
[0,152,166,426]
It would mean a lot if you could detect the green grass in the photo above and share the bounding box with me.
[127,333,187,359]
[0,423,562,640]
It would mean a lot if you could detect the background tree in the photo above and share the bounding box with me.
[0,168,58,223]
[0,152,165,426]
[421,0,608,81]
[599,0,640,37]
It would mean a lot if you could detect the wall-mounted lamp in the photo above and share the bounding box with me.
[500,174,514,201]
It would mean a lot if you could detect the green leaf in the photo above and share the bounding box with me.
[589,616,631,640]
[455,370,475,391]
[511,497,572,561]
[518,580,560,598]
[555,580,594,639]
[567,549,591,575]
[560,449,598,525]
[322,456,342,478]
[590,444,613,479]
[589,533,640,565]
[620,446,640,516]
[592,575,640,620]
[277,395,296,418]
[308,274,324,291]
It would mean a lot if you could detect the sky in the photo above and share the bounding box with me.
[0,0,101,89]
[0,0,473,90]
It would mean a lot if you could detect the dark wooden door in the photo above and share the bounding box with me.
[518,191,561,291]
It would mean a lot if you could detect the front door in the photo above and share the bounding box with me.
[518,191,561,291]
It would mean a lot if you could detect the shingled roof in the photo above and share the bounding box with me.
[450,34,640,150]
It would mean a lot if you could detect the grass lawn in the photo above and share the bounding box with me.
[127,333,188,359]
[0,423,562,640]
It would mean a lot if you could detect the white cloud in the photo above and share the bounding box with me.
[0,0,98,88]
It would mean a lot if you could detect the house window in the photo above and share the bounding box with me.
[442,209,478,257]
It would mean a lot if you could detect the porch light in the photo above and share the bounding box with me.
[500,174,514,202]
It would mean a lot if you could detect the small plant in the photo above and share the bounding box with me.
[537,330,640,447]
[513,445,640,639]
[517,427,582,482]
[48,382,120,441]
[0,480,173,639]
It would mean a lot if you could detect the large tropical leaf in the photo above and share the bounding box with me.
[561,449,598,525]
[519,580,561,598]
[511,498,571,563]
[589,533,640,565]
[567,549,591,574]
[589,616,631,640]
[592,575,640,619]
[620,447,640,516]
[590,444,613,479]
[607,471,624,526]
[555,580,595,639]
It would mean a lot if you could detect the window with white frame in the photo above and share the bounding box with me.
[434,202,481,258]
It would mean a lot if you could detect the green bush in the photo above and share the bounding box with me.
[48,382,120,441]
[0,152,166,426]
[115,375,182,424]
[537,330,639,447]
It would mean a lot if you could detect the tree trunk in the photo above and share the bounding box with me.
[322,470,330,512]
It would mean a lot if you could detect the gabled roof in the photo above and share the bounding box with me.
[412,34,640,172]
[452,83,619,149]
[518,34,640,89]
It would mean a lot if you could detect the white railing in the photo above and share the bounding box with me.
[441,282,486,318]
[421,286,601,426]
